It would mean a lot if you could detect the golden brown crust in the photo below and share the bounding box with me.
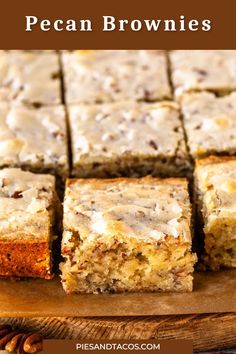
[196,155,236,167]
[0,241,52,279]
[66,176,189,188]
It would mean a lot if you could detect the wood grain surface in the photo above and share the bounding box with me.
[1,314,236,352]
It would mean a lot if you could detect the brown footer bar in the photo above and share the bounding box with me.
[44,340,193,354]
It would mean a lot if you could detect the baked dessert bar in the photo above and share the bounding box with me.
[0,168,60,279]
[0,51,61,106]
[62,50,171,104]
[170,50,236,99]
[69,101,191,178]
[0,103,68,181]
[194,156,236,270]
[182,91,236,159]
[61,177,196,294]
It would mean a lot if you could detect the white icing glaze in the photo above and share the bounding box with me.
[69,101,186,165]
[62,50,171,104]
[0,168,56,240]
[0,50,61,105]
[170,50,236,98]
[0,103,68,175]
[63,178,192,244]
[182,92,236,158]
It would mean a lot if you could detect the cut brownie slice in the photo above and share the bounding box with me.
[62,50,171,104]
[61,177,196,294]
[181,91,236,159]
[0,50,61,106]
[0,168,60,279]
[68,101,191,178]
[194,156,236,270]
[0,103,69,182]
[170,50,236,99]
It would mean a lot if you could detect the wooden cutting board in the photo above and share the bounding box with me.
[0,270,235,317]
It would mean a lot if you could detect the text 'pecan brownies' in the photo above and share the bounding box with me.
[0,103,68,181]
[61,177,196,294]
[62,50,171,104]
[170,50,236,99]
[0,168,60,279]
[194,156,236,270]
[0,50,61,106]
[69,101,191,178]
[181,91,236,159]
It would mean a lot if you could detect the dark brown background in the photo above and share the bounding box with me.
[0,0,235,49]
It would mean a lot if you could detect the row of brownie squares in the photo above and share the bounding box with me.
[2,92,236,183]
[1,50,236,184]
[0,154,235,294]
[1,50,236,105]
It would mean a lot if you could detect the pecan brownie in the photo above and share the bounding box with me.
[170,50,236,99]
[0,51,61,106]
[60,177,196,294]
[0,168,60,279]
[194,156,236,270]
[0,103,68,181]
[68,101,191,178]
[62,50,171,104]
[181,91,236,159]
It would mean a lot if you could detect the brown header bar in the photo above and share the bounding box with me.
[44,340,193,354]
[0,0,235,49]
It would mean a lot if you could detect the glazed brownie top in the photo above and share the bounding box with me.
[0,103,68,176]
[170,50,236,98]
[0,51,61,105]
[182,91,236,158]
[0,168,56,241]
[63,177,192,244]
[69,101,187,165]
[195,156,236,218]
[62,50,171,104]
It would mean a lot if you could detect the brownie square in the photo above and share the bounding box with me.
[0,168,60,279]
[61,177,196,294]
[0,51,61,106]
[68,101,191,178]
[62,50,171,104]
[182,91,236,159]
[194,156,236,270]
[170,50,236,99]
[0,103,69,180]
